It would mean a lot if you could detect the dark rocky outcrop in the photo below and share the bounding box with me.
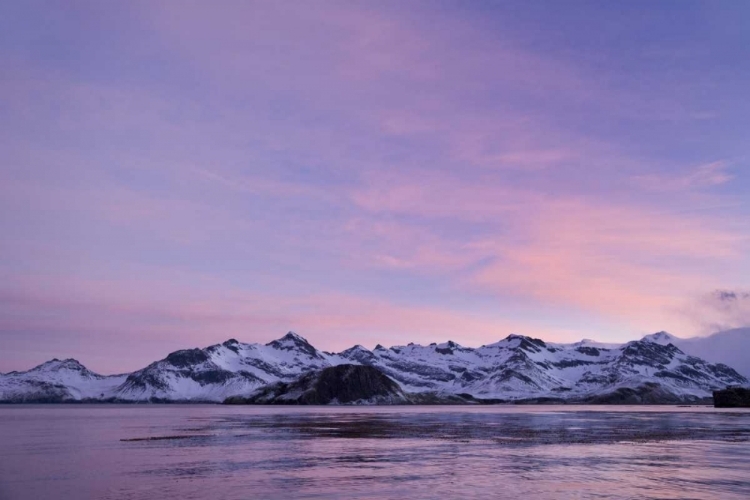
[504,334,547,353]
[165,349,210,368]
[0,380,74,403]
[582,382,694,405]
[713,387,750,408]
[575,346,601,357]
[224,364,408,405]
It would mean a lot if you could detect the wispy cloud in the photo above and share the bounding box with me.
[345,169,748,329]
[632,161,733,192]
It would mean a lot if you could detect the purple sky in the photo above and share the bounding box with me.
[2,1,749,374]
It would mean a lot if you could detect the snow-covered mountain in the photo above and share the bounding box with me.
[0,359,126,402]
[1,331,747,403]
[642,328,750,378]
[113,333,331,401]
[340,334,745,401]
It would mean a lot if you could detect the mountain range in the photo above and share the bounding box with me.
[1,329,748,404]
[641,328,750,379]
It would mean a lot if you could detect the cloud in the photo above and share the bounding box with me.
[715,290,750,302]
[347,170,748,330]
[1,0,749,372]
[467,199,743,321]
[632,161,733,192]
[681,290,750,334]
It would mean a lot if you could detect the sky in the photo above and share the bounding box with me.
[1,1,749,374]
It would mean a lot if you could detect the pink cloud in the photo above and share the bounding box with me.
[2,0,749,374]
[469,198,746,329]
[344,170,748,332]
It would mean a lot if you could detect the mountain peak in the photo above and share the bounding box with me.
[340,344,375,361]
[642,331,677,344]
[281,331,309,343]
[37,358,86,370]
[266,331,322,358]
[24,358,93,376]
[221,338,241,352]
[265,331,312,347]
[497,334,545,345]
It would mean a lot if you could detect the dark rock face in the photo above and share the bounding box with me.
[505,335,547,353]
[575,346,601,357]
[583,382,689,404]
[710,363,748,381]
[165,349,209,368]
[339,346,377,364]
[224,364,407,405]
[552,359,600,369]
[122,363,263,394]
[435,341,469,356]
[222,339,240,353]
[0,380,73,403]
[121,367,171,392]
[714,387,750,408]
[618,342,680,367]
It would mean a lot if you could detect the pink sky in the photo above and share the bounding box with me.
[1,1,749,373]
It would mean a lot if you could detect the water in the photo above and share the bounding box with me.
[1,405,749,500]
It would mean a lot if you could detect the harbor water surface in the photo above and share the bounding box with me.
[1,405,749,499]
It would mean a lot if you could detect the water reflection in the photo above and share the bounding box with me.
[0,405,749,499]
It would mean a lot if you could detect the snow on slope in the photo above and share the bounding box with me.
[1,330,747,403]
[115,333,336,401]
[0,359,126,402]
[342,334,746,400]
[642,328,750,378]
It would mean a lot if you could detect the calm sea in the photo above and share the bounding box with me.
[1,405,749,499]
